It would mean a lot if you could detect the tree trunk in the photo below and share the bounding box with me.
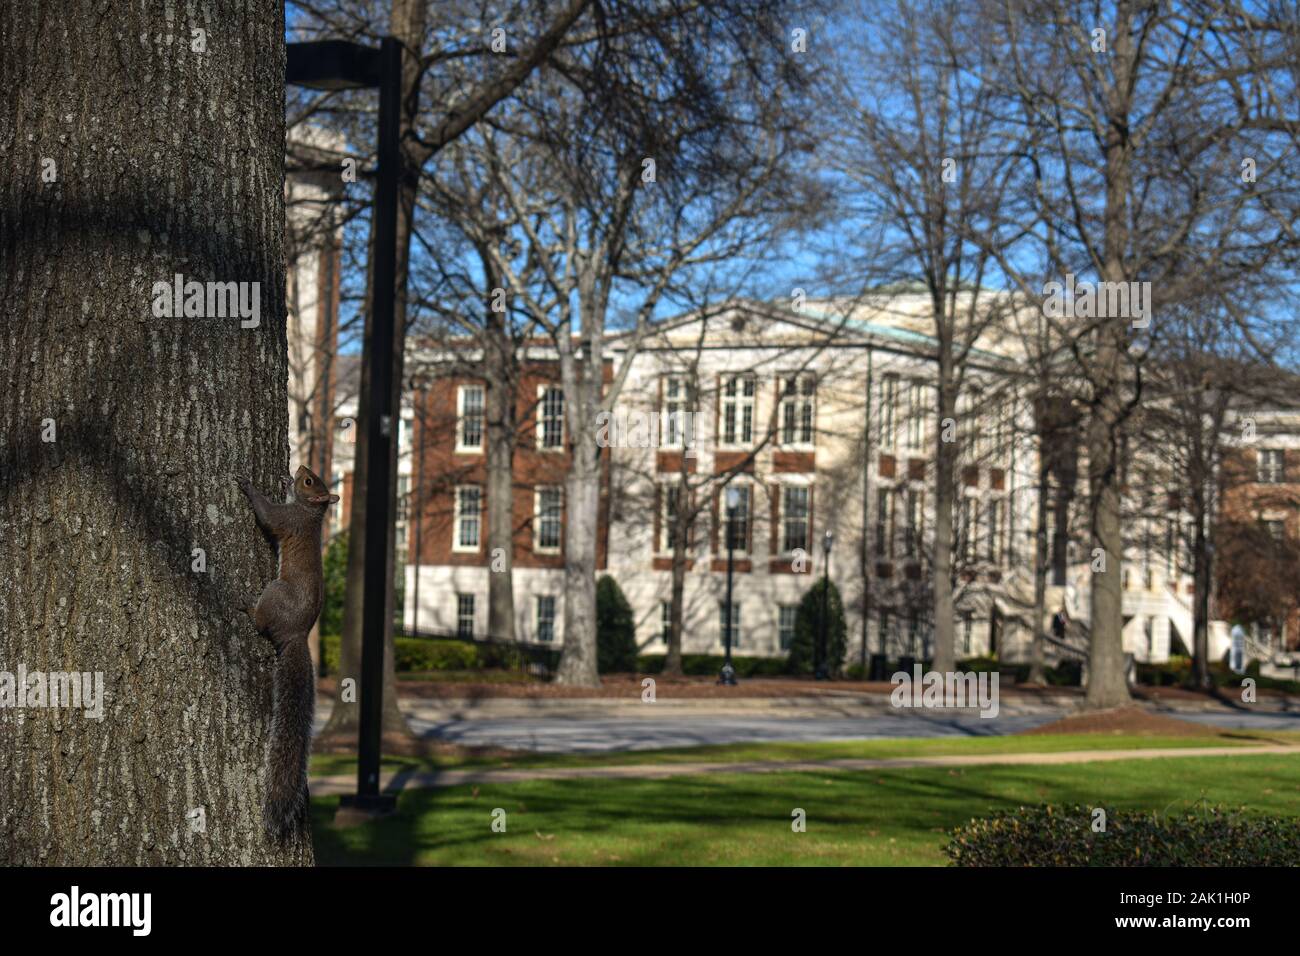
[0,0,310,864]
[555,342,601,686]
[483,296,518,643]
[1192,511,1213,689]
[663,478,692,677]
[931,359,956,673]
[1027,456,1050,684]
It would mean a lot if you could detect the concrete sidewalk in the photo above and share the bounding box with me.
[311,743,1300,797]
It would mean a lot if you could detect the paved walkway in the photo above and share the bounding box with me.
[311,743,1300,797]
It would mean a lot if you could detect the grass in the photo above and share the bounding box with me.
[310,751,1300,866]
[308,729,1298,779]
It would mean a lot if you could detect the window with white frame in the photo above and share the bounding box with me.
[454,486,481,551]
[662,376,692,447]
[538,385,564,449]
[879,374,899,448]
[876,487,893,557]
[722,485,750,553]
[721,374,756,446]
[1258,449,1284,483]
[457,384,484,451]
[534,486,563,554]
[719,601,741,648]
[536,595,556,642]
[906,380,926,450]
[456,593,475,639]
[782,485,810,553]
[778,605,798,650]
[780,373,815,446]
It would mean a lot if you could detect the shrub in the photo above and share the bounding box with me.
[786,578,847,676]
[637,654,789,678]
[320,531,349,637]
[945,804,1300,867]
[596,575,639,673]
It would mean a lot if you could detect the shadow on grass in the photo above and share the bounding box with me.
[310,753,1300,866]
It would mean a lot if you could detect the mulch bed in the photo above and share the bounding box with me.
[1016,705,1224,737]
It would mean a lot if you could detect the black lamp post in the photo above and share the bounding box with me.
[287,37,401,820]
[816,530,834,680]
[719,485,740,686]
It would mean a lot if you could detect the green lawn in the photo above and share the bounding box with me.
[310,751,1300,866]
[309,729,1296,779]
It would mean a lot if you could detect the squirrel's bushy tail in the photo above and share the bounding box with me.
[264,636,315,842]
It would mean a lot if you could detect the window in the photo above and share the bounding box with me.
[458,385,484,451]
[538,386,564,449]
[987,499,1004,565]
[782,486,810,553]
[535,487,563,553]
[721,374,756,446]
[779,605,798,650]
[780,373,815,445]
[961,612,973,656]
[1266,519,1285,543]
[906,380,925,450]
[723,485,750,553]
[879,374,899,448]
[456,593,475,639]
[719,601,741,648]
[662,376,692,447]
[1258,449,1284,483]
[396,475,410,522]
[904,488,921,558]
[876,488,894,557]
[661,601,672,643]
[536,595,556,643]
[454,486,481,551]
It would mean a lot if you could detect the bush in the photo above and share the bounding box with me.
[637,654,789,678]
[320,531,349,637]
[319,632,561,677]
[945,804,1300,867]
[786,578,847,676]
[596,575,639,673]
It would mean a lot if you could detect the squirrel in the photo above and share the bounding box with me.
[237,465,339,842]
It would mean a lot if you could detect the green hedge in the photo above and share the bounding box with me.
[319,634,560,676]
[636,654,790,678]
[945,804,1300,866]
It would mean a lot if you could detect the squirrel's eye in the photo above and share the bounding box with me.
[305,477,313,485]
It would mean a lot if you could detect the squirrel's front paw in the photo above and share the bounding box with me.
[236,475,254,493]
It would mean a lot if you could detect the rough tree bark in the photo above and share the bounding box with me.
[0,0,311,863]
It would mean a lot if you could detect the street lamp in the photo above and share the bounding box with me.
[816,530,834,680]
[719,485,741,686]
[288,37,402,821]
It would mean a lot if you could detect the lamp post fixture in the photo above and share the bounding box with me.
[719,485,741,686]
[816,529,834,680]
[287,37,401,820]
